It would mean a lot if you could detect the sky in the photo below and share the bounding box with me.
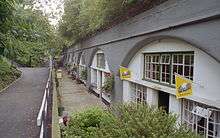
[34,0,64,26]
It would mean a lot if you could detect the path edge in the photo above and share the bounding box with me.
[0,68,23,93]
[52,69,61,138]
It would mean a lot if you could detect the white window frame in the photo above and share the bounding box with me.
[144,52,194,86]
[96,53,105,69]
[144,54,160,82]
[90,51,111,97]
[131,82,147,104]
[160,54,171,84]
[182,99,220,138]
[79,52,87,81]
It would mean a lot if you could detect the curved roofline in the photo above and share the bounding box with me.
[121,35,218,67]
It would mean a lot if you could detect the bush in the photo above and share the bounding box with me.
[63,107,116,138]
[0,57,21,90]
[102,74,114,93]
[63,103,198,138]
[80,69,87,80]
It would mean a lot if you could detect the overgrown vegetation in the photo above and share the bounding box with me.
[0,0,63,89]
[1,0,64,67]
[80,69,87,80]
[59,0,166,44]
[63,103,198,138]
[102,74,114,93]
[0,56,21,90]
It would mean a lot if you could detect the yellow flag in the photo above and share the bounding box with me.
[119,67,131,80]
[175,74,193,99]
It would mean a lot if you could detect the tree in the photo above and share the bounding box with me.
[1,0,63,66]
[58,0,159,44]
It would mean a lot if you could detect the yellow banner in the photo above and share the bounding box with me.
[119,67,131,80]
[175,74,193,99]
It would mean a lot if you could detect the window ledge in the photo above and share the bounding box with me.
[142,78,175,89]
[90,66,110,73]
[124,78,176,95]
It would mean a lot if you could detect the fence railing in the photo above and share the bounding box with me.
[37,59,53,138]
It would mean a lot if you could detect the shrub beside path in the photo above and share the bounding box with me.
[60,70,105,114]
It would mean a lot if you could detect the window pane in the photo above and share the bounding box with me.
[156,64,160,72]
[162,73,166,82]
[97,53,105,68]
[178,66,183,75]
[144,53,194,85]
[173,65,177,74]
[178,55,183,64]
[166,74,170,83]
[144,54,160,81]
[182,99,220,137]
[185,55,190,65]
[191,55,194,65]
[190,66,193,78]
[184,66,190,76]
[156,72,160,80]
[161,54,170,64]
[131,83,148,105]
[173,55,178,63]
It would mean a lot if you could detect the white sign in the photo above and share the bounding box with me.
[192,106,212,118]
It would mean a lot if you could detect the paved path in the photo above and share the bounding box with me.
[60,70,105,114]
[0,68,49,138]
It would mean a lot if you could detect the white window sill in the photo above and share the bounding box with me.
[90,66,110,73]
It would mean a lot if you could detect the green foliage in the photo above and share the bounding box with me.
[58,0,165,44]
[63,107,116,138]
[63,103,198,138]
[59,0,153,43]
[0,0,15,34]
[0,0,64,66]
[102,74,114,93]
[0,56,21,90]
[80,69,87,80]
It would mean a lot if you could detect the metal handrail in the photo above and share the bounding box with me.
[37,58,53,138]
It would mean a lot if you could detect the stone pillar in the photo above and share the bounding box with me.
[169,94,182,123]
[147,88,158,107]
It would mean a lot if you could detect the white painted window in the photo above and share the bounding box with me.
[182,99,220,138]
[144,52,194,85]
[97,53,105,69]
[91,69,97,87]
[131,83,147,104]
[172,53,194,84]
[90,51,111,98]
[145,54,160,81]
[80,53,86,65]
[161,54,171,83]
[79,52,86,81]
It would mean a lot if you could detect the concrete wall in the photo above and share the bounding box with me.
[122,38,220,122]
[64,0,220,105]
[125,38,220,107]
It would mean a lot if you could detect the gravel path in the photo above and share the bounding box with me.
[0,68,49,138]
